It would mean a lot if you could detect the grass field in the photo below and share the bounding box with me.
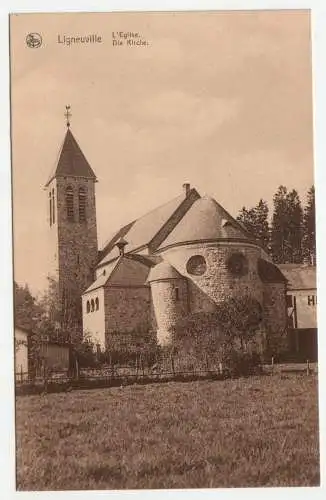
[16,373,320,490]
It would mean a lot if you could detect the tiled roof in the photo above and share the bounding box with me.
[45,128,96,186]
[83,259,119,293]
[108,256,151,286]
[84,255,154,293]
[98,189,200,265]
[147,260,184,282]
[278,264,317,290]
[157,196,256,250]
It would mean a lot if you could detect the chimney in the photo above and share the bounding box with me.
[183,183,190,197]
[116,237,128,256]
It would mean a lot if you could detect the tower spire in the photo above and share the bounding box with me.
[64,105,71,128]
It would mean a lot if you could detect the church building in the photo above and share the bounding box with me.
[45,120,289,355]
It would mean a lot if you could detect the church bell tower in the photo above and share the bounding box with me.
[45,106,98,336]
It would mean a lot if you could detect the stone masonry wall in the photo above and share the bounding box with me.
[150,279,189,346]
[104,286,154,351]
[160,242,264,307]
[55,176,98,327]
[188,280,217,314]
[263,282,288,356]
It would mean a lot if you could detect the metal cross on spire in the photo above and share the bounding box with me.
[64,105,71,128]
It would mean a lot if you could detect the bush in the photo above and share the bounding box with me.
[223,351,262,377]
[174,295,264,377]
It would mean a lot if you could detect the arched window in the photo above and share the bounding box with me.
[52,188,55,224]
[95,297,99,310]
[91,299,95,312]
[78,187,86,222]
[86,301,90,313]
[49,192,52,227]
[66,186,74,221]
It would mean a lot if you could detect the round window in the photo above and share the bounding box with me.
[227,253,248,276]
[186,255,207,276]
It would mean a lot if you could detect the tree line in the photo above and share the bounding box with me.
[236,185,316,265]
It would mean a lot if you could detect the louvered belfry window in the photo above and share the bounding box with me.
[66,186,74,221]
[78,187,86,222]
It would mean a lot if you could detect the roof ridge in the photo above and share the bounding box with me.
[98,189,199,262]
[148,188,200,250]
[45,133,67,187]
[83,257,121,293]
[132,192,186,223]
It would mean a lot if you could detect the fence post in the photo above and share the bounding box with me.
[140,354,144,377]
[43,360,48,393]
[271,356,274,373]
[171,353,175,377]
[20,365,23,383]
[205,354,209,373]
[110,353,114,377]
[306,359,310,376]
[219,362,223,376]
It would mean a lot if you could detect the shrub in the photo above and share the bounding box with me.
[174,295,264,377]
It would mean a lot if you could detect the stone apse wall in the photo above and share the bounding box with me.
[150,241,287,352]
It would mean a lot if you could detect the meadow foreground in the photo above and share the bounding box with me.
[16,373,320,490]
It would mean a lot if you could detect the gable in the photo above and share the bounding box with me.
[98,188,200,265]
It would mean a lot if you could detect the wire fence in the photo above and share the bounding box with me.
[15,355,317,396]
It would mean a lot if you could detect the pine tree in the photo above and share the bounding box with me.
[302,185,316,265]
[271,186,303,264]
[271,186,288,263]
[254,199,270,250]
[237,207,256,235]
[286,189,303,264]
[237,199,270,250]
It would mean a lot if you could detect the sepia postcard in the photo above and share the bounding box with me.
[8,8,320,493]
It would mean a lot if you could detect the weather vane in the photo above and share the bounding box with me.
[64,105,71,128]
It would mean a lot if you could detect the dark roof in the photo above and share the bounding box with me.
[278,264,316,290]
[84,255,155,293]
[45,128,96,186]
[258,259,287,283]
[157,196,257,250]
[98,188,200,265]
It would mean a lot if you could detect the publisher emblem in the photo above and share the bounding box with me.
[26,33,42,48]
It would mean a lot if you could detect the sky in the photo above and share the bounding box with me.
[10,10,314,294]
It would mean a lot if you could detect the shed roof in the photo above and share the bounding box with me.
[278,264,316,290]
[258,259,287,283]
